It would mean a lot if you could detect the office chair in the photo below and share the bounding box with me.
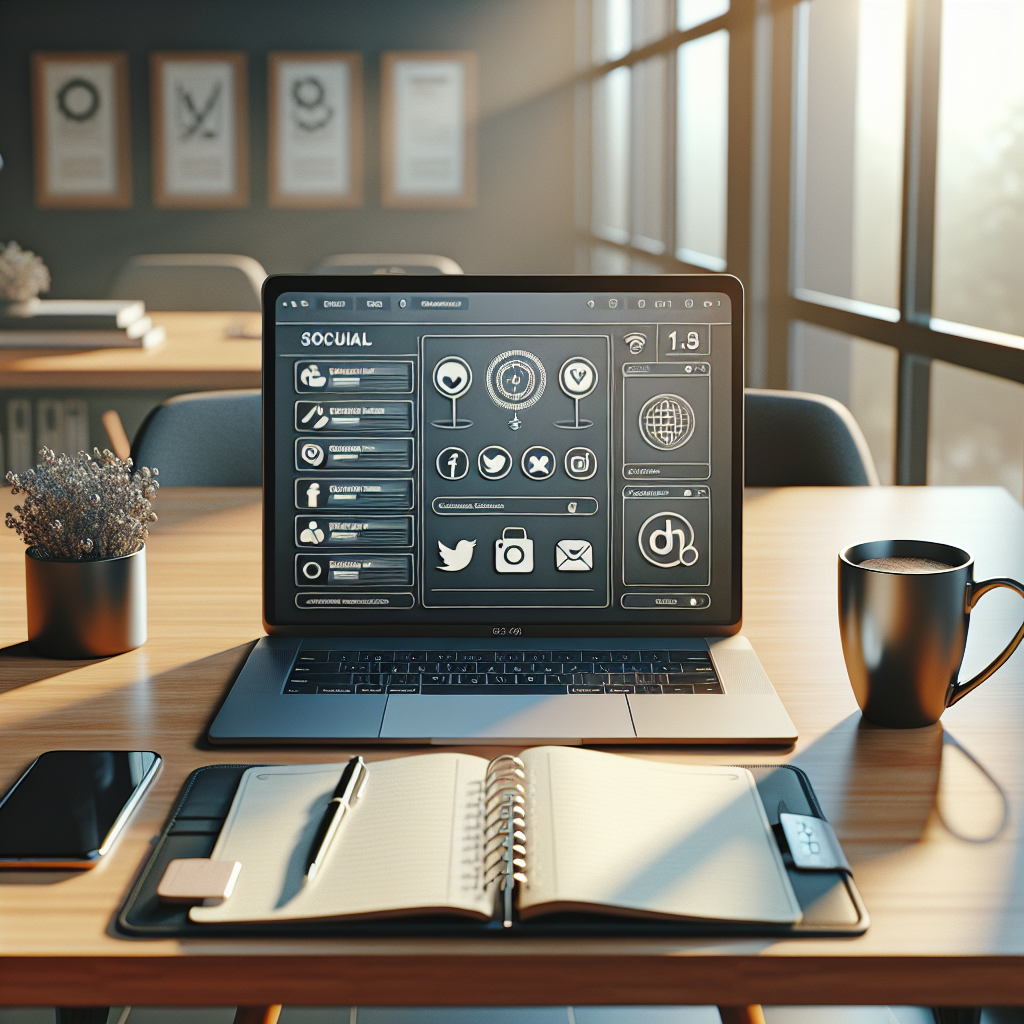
[313,253,464,275]
[131,390,261,486]
[745,389,880,487]
[109,254,267,311]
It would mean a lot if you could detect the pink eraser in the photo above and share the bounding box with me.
[157,858,241,904]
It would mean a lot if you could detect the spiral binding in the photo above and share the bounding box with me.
[483,754,527,928]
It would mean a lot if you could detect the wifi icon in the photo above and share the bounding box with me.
[624,332,647,355]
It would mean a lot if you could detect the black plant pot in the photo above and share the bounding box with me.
[25,546,147,658]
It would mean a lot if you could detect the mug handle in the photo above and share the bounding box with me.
[947,577,1024,707]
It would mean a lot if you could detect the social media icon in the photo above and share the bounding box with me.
[559,358,598,399]
[437,539,476,572]
[300,520,325,545]
[564,447,597,480]
[299,403,330,429]
[436,446,469,480]
[555,540,593,572]
[521,445,555,480]
[301,560,322,579]
[638,512,699,568]
[300,442,325,467]
[477,445,511,480]
[495,527,534,573]
[433,357,472,399]
[300,364,327,388]
[305,482,321,507]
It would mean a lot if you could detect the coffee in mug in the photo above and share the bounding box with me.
[838,539,1024,728]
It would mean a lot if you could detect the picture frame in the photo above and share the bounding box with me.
[268,52,364,209]
[381,50,477,209]
[31,51,132,209]
[150,51,248,208]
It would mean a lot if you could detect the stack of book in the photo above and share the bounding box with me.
[0,299,165,349]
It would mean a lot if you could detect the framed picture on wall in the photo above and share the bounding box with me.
[381,51,477,209]
[268,52,363,209]
[31,52,132,209]
[151,51,248,208]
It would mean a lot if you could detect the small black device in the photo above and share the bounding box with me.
[0,750,161,868]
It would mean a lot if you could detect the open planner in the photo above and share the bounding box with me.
[188,747,803,929]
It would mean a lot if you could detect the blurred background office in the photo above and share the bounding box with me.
[0,0,1022,496]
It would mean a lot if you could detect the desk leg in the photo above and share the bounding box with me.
[56,1010,110,1024]
[234,1007,282,1024]
[719,1007,767,1024]
[932,1010,981,1024]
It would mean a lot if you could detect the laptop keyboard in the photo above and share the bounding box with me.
[283,649,723,695]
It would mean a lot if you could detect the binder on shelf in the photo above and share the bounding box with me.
[119,749,868,940]
[6,399,33,474]
[36,398,64,454]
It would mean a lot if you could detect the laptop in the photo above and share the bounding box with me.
[207,274,797,745]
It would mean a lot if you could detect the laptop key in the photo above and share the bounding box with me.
[606,683,636,693]
[635,684,664,694]
[284,683,317,693]
[319,684,355,694]
[356,682,386,693]
[392,651,426,661]
[358,651,394,663]
[664,683,695,694]
[421,684,562,695]
[551,650,582,661]
[423,673,450,685]
[291,663,340,674]
[456,674,486,685]
[517,673,545,685]
[570,684,605,694]
[547,673,577,685]
[488,673,515,685]
[296,651,329,662]
[387,682,420,693]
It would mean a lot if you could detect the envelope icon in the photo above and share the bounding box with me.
[555,540,593,572]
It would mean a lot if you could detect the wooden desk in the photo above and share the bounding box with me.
[1,486,1023,1007]
[0,312,262,391]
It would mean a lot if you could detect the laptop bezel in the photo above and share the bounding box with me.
[261,273,744,638]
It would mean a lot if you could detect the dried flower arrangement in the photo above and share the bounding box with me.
[5,448,159,561]
[0,241,51,302]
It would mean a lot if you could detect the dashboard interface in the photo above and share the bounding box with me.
[266,278,741,635]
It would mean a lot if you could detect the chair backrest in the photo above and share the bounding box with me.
[313,253,464,275]
[744,388,880,486]
[110,254,266,311]
[132,390,261,486]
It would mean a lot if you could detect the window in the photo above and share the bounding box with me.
[576,0,1024,488]
[579,0,733,273]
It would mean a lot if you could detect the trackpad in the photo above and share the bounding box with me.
[380,694,635,740]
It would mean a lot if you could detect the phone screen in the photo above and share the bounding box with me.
[0,750,160,864]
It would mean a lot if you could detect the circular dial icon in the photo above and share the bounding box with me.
[485,350,547,410]
[559,357,598,400]
[638,512,700,568]
[638,394,696,451]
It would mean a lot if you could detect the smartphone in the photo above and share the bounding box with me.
[0,750,161,868]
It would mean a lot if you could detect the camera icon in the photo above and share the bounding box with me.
[494,527,534,573]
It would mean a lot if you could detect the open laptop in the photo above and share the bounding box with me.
[207,274,796,745]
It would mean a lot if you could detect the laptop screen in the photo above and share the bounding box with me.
[263,276,742,637]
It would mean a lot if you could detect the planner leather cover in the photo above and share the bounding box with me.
[117,762,869,938]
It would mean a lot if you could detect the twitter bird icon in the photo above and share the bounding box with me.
[438,538,477,572]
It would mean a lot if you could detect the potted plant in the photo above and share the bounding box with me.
[5,447,159,658]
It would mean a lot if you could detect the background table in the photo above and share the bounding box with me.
[0,312,261,391]
[1,486,1022,1007]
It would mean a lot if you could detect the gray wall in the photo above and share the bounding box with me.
[0,0,576,297]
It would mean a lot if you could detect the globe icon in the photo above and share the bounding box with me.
[639,394,695,450]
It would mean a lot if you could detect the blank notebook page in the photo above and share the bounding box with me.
[519,746,801,923]
[191,753,492,923]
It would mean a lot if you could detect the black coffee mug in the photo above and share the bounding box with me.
[838,539,1024,728]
